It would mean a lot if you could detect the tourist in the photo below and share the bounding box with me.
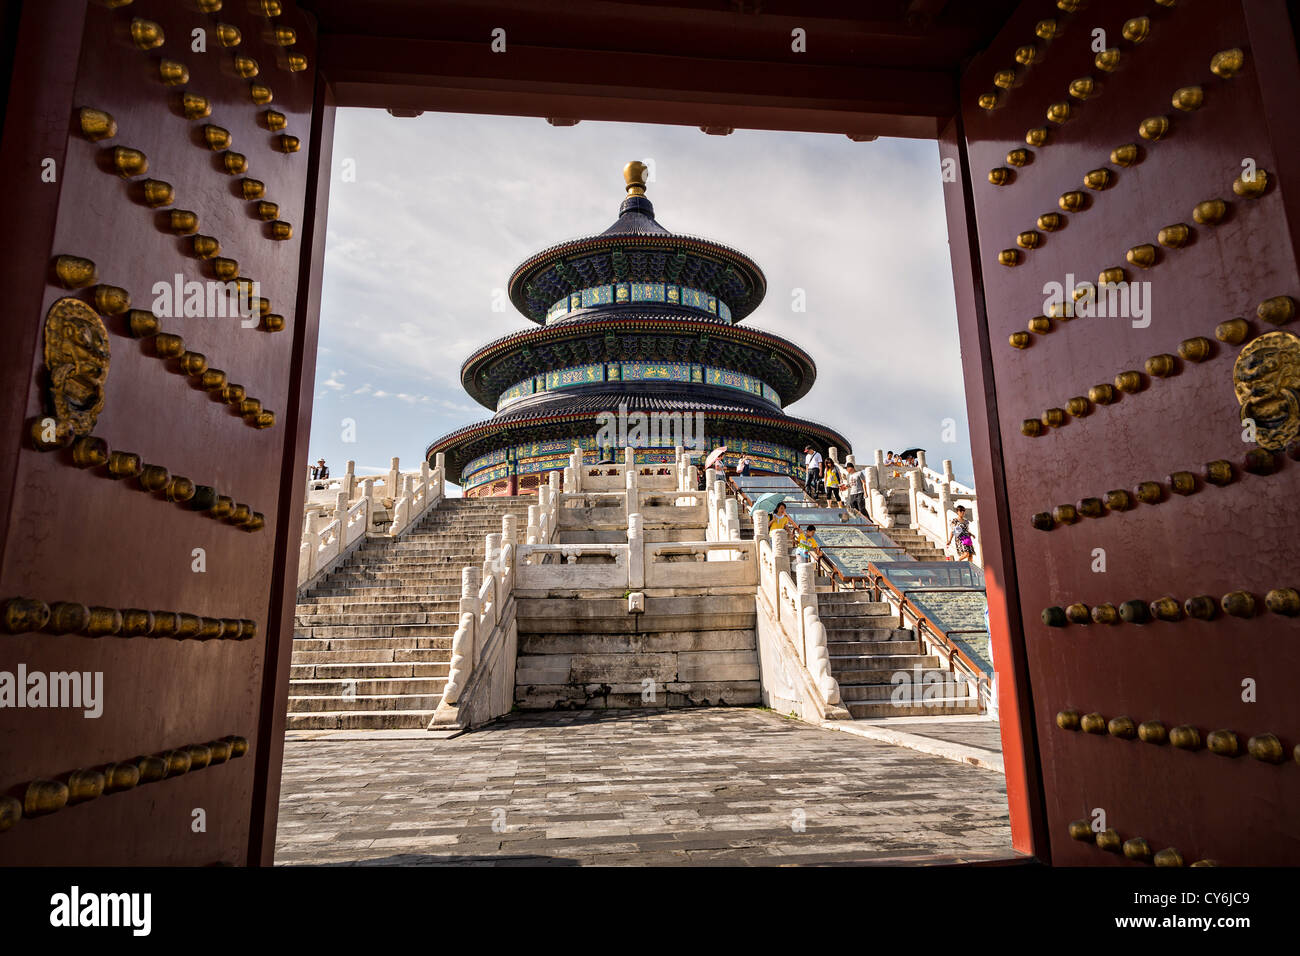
[803,445,823,497]
[845,463,866,515]
[769,501,793,539]
[311,458,329,481]
[737,454,752,476]
[946,505,976,563]
[824,464,841,503]
[794,524,818,563]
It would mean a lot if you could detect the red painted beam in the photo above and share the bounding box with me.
[317,35,958,138]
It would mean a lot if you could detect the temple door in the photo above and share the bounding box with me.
[944,0,1300,863]
[0,0,331,864]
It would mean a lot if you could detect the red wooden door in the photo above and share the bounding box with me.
[0,0,330,865]
[947,0,1300,864]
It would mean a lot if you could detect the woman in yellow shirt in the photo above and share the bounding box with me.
[769,501,792,533]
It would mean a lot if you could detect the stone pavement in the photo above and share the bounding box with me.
[827,715,1005,772]
[275,708,1013,866]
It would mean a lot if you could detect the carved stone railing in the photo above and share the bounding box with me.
[558,464,707,531]
[751,508,849,722]
[514,516,756,592]
[560,445,688,494]
[907,460,981,566]
[430,474,560,730]
[297,454,446,593]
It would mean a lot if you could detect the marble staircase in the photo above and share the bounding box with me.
[819,592,982,718]
[288,496,533,730]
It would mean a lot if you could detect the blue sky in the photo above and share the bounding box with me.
[309,109,975,487]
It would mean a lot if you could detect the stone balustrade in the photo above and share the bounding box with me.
[753,515,850,721]
[432,477,560,729]
[297,454,446,591]
[560,445,697,495]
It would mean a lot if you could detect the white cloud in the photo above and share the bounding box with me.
[309,111,975,485]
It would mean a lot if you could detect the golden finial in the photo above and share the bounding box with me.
[623,161,648,196]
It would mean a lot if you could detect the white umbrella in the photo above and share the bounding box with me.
[704,446,728,469]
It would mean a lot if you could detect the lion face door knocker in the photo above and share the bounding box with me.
[43,296,110,437]
[1234,330,1300,451]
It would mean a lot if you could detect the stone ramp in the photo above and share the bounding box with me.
[288,497,532,730]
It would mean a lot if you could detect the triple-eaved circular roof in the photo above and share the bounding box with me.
[460,313,817,411]
[507,191,767,324]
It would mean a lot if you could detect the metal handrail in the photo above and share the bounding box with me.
[865,562,992,707]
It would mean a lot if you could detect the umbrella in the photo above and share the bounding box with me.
[899,447,925,459]
[751,492,792,515]
[704,445,728,469]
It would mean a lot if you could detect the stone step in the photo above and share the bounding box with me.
[293,610,461,626]
[292,624,459,638]
[289,661,450,680]
[296,597,461,610]
[286,692,443,713]
[307,586,462,598]
[332,559,482,571]
[838,681,971,702]
[285,710,438,730]
[290,647,451,665]
[816,597,892,613]
[823,639,920,655]
[848,699,982,718]
[818,610,896,625]
[292,636,453,652]
[829,651,939,665]
[324,571,467,583]
[825,626,913,641]
[289,676,447,696]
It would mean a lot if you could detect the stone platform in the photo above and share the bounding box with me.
[275,708,1013,866]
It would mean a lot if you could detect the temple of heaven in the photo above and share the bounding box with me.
[425,162,851,497]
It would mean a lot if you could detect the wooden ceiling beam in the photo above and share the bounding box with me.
[318,35,956,138]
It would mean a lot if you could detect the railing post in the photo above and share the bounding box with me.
[752,508,770,542]
[343,460,356,500]
[627,513,644,589]
[771,527,790,580]
[526,504,540,544]
[723,497,740,541]
[502,513,518,548]
[361,477,378,531]
[795,560,817,609]
[625,466,638,525]
[459,566,481,650]
[434,453,446,498]
[917,449,927,471]
[907,469,921,530]
[938,483,953,553]
[943,457,954,484]
[484,532,502,582]
[387,457,400,500]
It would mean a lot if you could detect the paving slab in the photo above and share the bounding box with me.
[276,708,1012,866]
